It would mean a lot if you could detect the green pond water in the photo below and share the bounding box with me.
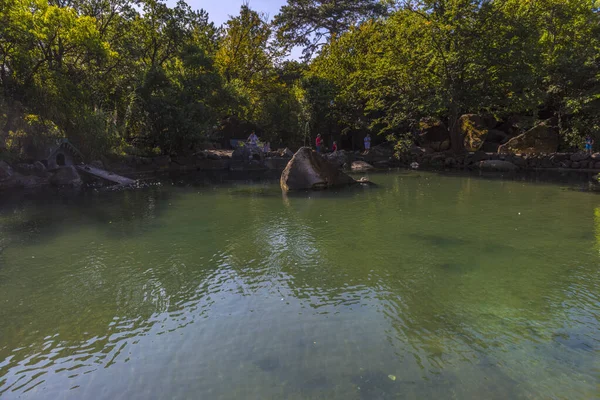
[0,171,599,399]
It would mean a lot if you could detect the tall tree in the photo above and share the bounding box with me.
[215,4,275,84]
[273,0,387,59]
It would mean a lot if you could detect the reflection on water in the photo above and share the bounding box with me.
[0,171,599,399]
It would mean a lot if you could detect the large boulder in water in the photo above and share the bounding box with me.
[280,147,357,191]
[498,119,558,154]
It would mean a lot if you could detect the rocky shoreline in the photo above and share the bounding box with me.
[2,144,600,194]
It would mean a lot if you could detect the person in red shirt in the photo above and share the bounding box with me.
[332,141,338,152]
[315,134,323,153]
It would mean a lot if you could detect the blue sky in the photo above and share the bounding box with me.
[184,0,288,26]
[168,0,303,58]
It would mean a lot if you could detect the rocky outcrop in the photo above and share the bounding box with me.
[418,118,450,152]
[232,146,262,161]
[280,147,356,191]
[351,161,375,171]
[50,166,82,186]
[460,114,490,152]
[486,129,509,144]
[367,142,394,157]
[0,161,14,181]
[498,119,558,154]
[279,148,294,158]
[326,150,355,168]
[481,129,510,152]
[33,161,48,177]
[570,152,590,162]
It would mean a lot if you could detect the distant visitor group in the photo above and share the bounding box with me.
[246,132,372,154]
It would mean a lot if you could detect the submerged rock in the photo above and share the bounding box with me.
[478,160,518,172]
[280,147,357,191]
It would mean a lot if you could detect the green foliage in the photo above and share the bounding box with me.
[273,0,388,59]
[1,0,599,160]
[307,0,600,152]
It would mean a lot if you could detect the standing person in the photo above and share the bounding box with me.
[247,131,259,147]
[332,141,338,152]
[315,134,323,153]
[585,136,594,154]
[364,134,371,154]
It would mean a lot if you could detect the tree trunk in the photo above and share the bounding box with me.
[448,103,464,153]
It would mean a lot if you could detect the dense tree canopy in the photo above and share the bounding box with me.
[1,0,599,160]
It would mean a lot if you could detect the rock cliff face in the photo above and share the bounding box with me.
[280,147,356,191]
[498,119,558,154]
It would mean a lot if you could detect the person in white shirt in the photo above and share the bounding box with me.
[247,132,259,147]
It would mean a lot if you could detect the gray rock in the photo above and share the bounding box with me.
[368,143,394,157]
[550,153,571,163]
[15,163,36,175]
[0,161,13,181]
[591,152,600,160]
[478,160,518,172]
[232,146,262,161]
[326,150,354,168]
[512,157,527,167]
[410,145,426,155]
[471,151,489,163]
[481,142,500,153]
[33,161,48,177]
[281,148,294,158]
[570,152,590,162]
[444,157,457,167]
[539,157,553,168]
[280,147,356,191]
[351,161,375,171]
[50,166,82,186]
[418,118,450,152]
[485,129,509,144]
[571,161,581,169]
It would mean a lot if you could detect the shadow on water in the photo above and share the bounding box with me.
[0,186,175,251]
